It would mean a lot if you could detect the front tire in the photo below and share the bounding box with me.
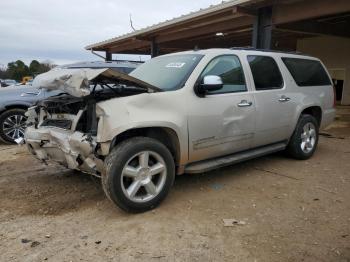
[286,114,319,160]
[102,137,175,213]
[0,108,27,144]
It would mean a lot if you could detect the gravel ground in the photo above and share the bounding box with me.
[0,115,349,262]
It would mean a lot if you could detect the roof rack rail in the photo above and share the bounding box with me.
[229,47,306,56]
[109,59,144,64]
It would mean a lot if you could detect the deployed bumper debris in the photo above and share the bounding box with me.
[25,127,104,174]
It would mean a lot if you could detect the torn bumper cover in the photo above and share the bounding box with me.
[25,127,104,174]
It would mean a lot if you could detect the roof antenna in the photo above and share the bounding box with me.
[129,14,136,31]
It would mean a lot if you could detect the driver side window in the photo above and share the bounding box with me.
[201,55,247,94]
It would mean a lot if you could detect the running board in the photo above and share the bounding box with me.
[184,142,287,174]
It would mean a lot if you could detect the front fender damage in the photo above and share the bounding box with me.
[25,127,104,175]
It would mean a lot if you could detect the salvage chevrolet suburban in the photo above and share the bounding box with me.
[24,48,336,212]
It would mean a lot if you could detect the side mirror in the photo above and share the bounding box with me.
[199,75,223,94]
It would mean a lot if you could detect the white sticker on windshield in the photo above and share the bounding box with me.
[166,62,186,68]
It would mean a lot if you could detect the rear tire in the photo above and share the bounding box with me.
[286,114,319,160]
[0,109,27,144]
[102,137,175,213]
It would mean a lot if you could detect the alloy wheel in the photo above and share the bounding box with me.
[2,114,27,141]
[300,122,316,153]
[120,151,167,203]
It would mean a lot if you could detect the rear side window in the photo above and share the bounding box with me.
[248,56,283,90]
[282,57,331,86]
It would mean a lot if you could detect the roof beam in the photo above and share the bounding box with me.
[272,0,350,25]
[181,29,252,42]
[146,5,257,39]
[136,2,258,36]
[142,12,244,40]
[276,20,350,38]
[108,39,149,53]
[155,16,254,43]
[232,6,257,17]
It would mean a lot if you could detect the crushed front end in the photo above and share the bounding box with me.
[25,95,105,175]
[24,68,159,175]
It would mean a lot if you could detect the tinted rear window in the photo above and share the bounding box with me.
[282,58,331,86]
[248,56,283,90]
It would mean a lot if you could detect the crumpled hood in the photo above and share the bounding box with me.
[33,68,161,97]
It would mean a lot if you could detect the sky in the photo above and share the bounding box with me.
[0,0,223,67]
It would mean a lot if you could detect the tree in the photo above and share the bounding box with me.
[29,60,41,74]
[38,61,55,74]
[7,60,30,81]
[0,64,9,79]
[2,60,56,82]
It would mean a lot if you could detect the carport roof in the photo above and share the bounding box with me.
[85,0,350,55]
[85,0,259,52]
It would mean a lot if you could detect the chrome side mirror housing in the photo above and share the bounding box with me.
[198,75,223,95]
[202,75,223,89]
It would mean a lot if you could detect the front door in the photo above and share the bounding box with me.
[187,55,256,163]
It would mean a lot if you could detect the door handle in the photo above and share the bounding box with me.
[21,91,40,97]
[237,100,253,107]
[278,95,291,102]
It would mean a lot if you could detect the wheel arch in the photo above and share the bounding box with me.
[0,104,29,115]
[109,127,182,170]
[300,106,322,127]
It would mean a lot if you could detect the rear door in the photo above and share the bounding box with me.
[187,54,256,162]
[246,55,295,147]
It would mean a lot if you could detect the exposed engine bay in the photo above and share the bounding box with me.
[30,84,148,133]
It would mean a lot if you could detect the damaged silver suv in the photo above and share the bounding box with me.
[25,48,335,212]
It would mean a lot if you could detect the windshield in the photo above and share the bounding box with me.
[130,54,203,91]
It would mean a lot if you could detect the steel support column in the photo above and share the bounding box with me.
[252,6,273,49]
[105,51,112,61]
[151,39,159,57]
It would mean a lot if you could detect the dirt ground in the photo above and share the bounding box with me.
[1,109,350,262]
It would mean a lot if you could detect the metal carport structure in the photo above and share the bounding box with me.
[85,0,350,104]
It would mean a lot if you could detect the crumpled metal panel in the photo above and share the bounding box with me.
[25,126,104,174]
[33,68,161,97]
[33,68,106,97]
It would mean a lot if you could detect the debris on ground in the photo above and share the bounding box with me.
[223,218,247,226]
[316,186,337,194]
[253,167,299,180]
[21,238,31,244]
[30,241,40,248]
[210,183,224,190]
[319,133,345,140]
